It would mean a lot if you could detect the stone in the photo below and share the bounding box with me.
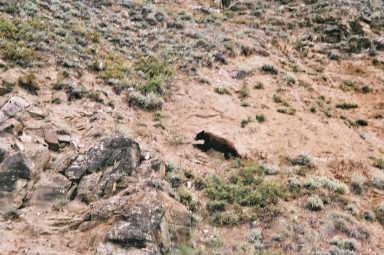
[67,83,85,101]
[44,129,60,152]
[29,172,71,206]
[0,147,8,164]
[0,96,30,124]
[0,153,31,192]
[64,137,141,181]
[76,172,103,203]
[106,202,165,250]
[27,106,46,119]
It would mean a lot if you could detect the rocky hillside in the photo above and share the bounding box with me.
[1,0,384,254]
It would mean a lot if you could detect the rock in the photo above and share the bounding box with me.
[371,176,384,190]
[232,70,249,80]
[375,38,384,51]
[347,36,371,53]
[64,137,141,181]
[0,153,31,192]
[261,164,280,175]
[96,242,146,255]
[105,202,166,251]
[44,129,60,152]
[29,172,71,206]
[18,73,40,95]
[76,172,103,203]
[248,228,264,249]
[321,24,345,43]
[0,96,30,124]
[27,106,46,119]
[67,83,85,101]
[0,147,8,163]
[58,133,71,145]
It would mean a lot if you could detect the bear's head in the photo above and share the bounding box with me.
[195,130,206,140]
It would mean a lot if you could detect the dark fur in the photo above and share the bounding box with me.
[194,130,240,159]
[222,0,231,8]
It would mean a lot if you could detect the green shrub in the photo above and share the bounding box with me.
[241,117,252,128]
[238,84,249,99]
[261,64,278,74]
[214,86,230,95]
[336,103,358,110]
[256,114,266,123]
[0,81,15,96]
[128,91,163,111]
[210,211,241,225]
[206,200,226,213]
[254,82,264,89]
[136,55,173,80]
[277,107,296,115]
[2,209,19,221]
[372,158,384,169]
[177,186,193,206]
[330,236,358,251]
[99,53,130,80]
[355,119,368,126]
[18,73,39,95]
[306,195,324,211]
[304,176,348,194]
[375,202,384,225]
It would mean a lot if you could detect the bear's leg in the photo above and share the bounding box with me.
[194,143,211,152]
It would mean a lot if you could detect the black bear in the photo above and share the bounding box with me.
[194,130,240,159]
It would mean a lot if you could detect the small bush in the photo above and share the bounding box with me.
[351,174,365,195]
[277,107,296,115]
[291,154,313,167]
[98,53,131,80]
[336,103,358,110]
[375,202,384,225]
[128,91,163,111]
[2,209,19,221]
[210,211,240,226]
[304,176,348,194]
[238,84,250,99]
[87,90,104,103]
[256,114,266,123]
[372,158,384,169]
[177,186,193,206]
[214,86,230,95]
[206,200,226,213]
[273,94,283,104]
[53,197,69,210]
[136,56,173,80]
[18,73,39,95]
[306,195,324,211]
[254,82,264,89]
[0,81,15,96]
[330,236,358,251]
[261,64,278,75]
[355,119,368,126]
[241,117,252,128]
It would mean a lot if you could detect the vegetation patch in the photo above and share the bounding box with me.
[0,80,15,96]
[203,163,286,225]
[304,176,348,194]
[336,102,358,110]
[18,73,40,95]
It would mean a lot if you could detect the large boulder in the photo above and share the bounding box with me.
[0,96,30,124]
[0,152,32,212]
[64,137,141,181]
[87,191,192,254]
[0,152,31,192]
[28,172,72,206]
